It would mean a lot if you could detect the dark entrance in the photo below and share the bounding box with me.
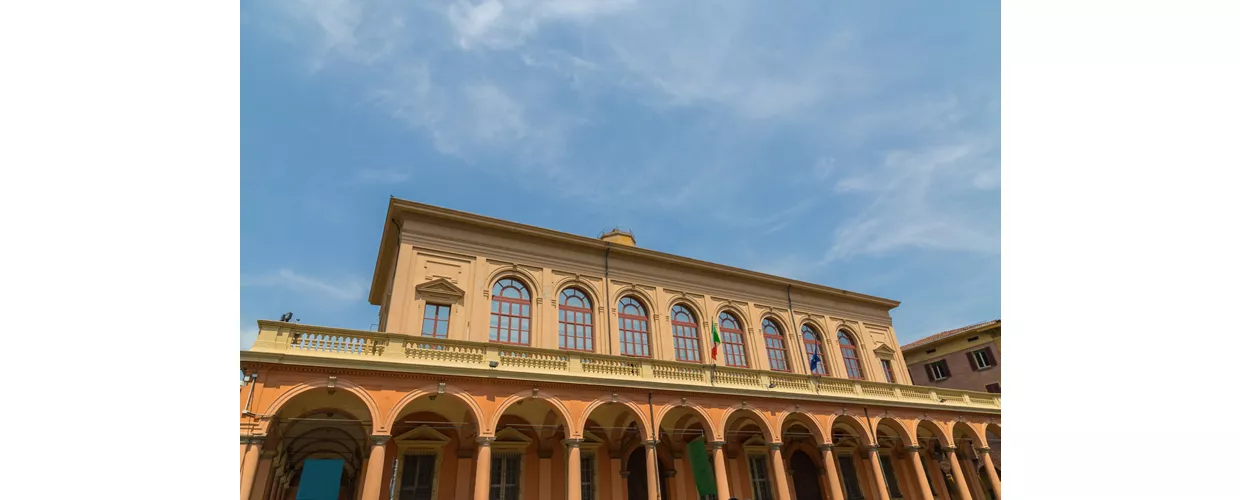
[626,448,669,500]
[789,450,824,500]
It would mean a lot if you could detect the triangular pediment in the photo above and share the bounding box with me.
[873,343,896,357]
[415,278,466,302]
[394,425,451,445]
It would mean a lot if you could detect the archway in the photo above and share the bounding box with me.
[829,416,873,500]
[952,422,994,500]
[788,447,824,500]
[385,388,483,500]
[488,396,572,500]
[658,404,716,500]
[582,400,657,500]
[723,408,777,500]
[262,387,376,500]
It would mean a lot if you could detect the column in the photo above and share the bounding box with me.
[769,443,793,500]
[250,450,276,500]
[612,455,625,500]
[355,456,369,500]
[473,437,494,500]
[360,435,390,500]
[819,444,845,500]
[673,456,688,500]
[944,447,973,500]
[566,439,583,500]
[923,450,951,500]
[978,447,1002,500]
[710,441,732,500]
[240,436,264,500]
[906,446,934,500]
[866,446,892,500]
[893,453,917,500]
[960,448,986,500]
[644,440,659,500]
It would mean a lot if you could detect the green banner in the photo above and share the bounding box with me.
[687,437,717,496]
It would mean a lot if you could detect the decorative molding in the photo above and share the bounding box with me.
[476,437,495,447]
[976,447,991,455]
[415,277,467,304]
[768,443,783,451]
[818,443,834,451]
[241,435,266,445]
[370,435,391,446]
[710,441,727,451]
[873,343,896,358]
[905,445,923,452]
[564,438,583,449]
[643,440,658,449]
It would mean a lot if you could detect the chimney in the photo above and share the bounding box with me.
[600,228,636,247]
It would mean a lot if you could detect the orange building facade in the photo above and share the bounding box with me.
[239,199,1002,500]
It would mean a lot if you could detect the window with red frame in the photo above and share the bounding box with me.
[762,319,790,372]
[489,278,531,345]
[558,288,593,351]
[421,303,450,338]
[670,304,701,362]
[838,330,865,380]
[617,296,650,357]
[718,312,748,367]
[881,359,896,383]
[802,325,828,375]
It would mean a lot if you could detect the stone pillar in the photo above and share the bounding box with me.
[611,455,625,500]
[240,436,265,500]
[893,452,917,500]
[455,456,472,500]
[819,444,845,500]
[673,456,688,500]
[923,450,951,500]
[907,446,935,500]
[250,450,276,500]
[566,439,583,500]
[960,448,987,500]
[978,448,1002,500]
[944,447,973,500]
[359,436,390,500]
[769,443,793,500]
[644,440,659,500]
[710,441,732,500]
[866,446,892,500]
[473,437,494,500]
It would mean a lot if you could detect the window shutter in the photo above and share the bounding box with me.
[924,363,935,380]
[984,347,996,365]
[967,350,979,371]
[941,361,951,377]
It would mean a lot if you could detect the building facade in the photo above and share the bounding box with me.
[902,321,1001,394]
[239,199,1002,500]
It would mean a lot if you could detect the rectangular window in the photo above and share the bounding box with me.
[879,455,903,498]
[925,360,951,381]
[399,453,437,500]
[837,454,865,500]
[881,359,896,383]
[490,453,521,500]
[986,383,1001,393]
[581,452,596,500]
[747,454,774,500]
[421,304,450,338]
[969,347,995,370]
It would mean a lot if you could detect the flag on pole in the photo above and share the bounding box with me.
[686,437,718,496]
[809,350,821,373]
[710,322,721,361]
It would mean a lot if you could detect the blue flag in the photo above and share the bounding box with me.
[809,351,821,372]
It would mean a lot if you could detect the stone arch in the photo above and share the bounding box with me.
[759,312,790,333]
[654,401,720,442]
[914,419,954,448]
[381,383,485,434]
[874,416,916,447]
[577,395,652,440]
[612,286,657,314]
[951,419,988,448]
[486,266,542,299]
[824,413,875,447]
[775,409,828,445]
[720,405,776,443]
[488,390,574,438]
[260,378,381,435]
[667,297,706,325]
[799,317,830,340]
[553,278,602,309]
[714,302,752,328]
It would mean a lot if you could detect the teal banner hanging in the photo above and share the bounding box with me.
[295,458,345,500]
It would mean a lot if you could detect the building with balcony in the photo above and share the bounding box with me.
[239,198,1002,500]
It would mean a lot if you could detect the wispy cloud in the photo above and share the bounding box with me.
[242,268,366,302]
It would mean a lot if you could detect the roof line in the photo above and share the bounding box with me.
[900,319,1001,351]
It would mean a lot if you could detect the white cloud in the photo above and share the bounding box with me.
[242,268,366,302]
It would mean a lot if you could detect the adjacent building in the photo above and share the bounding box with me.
[901,321,1001,395]
[239,198,1002,500]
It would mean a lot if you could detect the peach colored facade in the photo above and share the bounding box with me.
[240,199,1001,500]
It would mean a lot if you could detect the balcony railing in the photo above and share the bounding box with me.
[246,321,1000,412]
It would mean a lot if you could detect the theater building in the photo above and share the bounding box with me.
[239,198,1002,500]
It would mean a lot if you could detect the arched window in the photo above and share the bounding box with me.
[670,304,701,362]
[558,288,593,351]
[762,319,790,372]
[718,312,748,367]
[489,278,531,345]
[838,330,865,380]
[802,325,828,375]
[618,296,650,357]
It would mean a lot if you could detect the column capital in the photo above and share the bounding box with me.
[940,445,957,452]
[242,435,267,445]
[643,440,658,449]
[710,441,727,451]
[818,443,835,452]
[767,442,783,451]
[477,437,495,447]
[975,447,991,454]
[370,435,391,446]
[904,445,923,452]
[564,438,583,449]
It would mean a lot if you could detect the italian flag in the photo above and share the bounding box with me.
[711,322,721,361]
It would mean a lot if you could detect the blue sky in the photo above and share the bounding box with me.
[240,1,999,350]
